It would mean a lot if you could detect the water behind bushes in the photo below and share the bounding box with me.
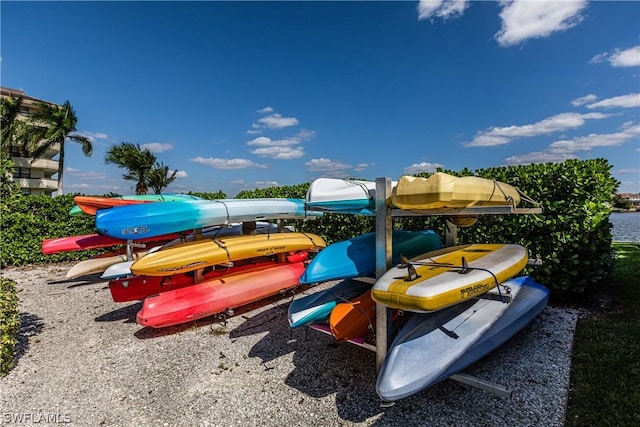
[610,212,640,242]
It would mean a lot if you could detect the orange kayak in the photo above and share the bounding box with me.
[329,290,377,342]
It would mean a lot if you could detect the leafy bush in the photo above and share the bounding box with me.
[0,159,618,300]
[0,277,19,376]
[0,194,97,267]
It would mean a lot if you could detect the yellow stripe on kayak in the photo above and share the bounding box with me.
[372,244,528,312]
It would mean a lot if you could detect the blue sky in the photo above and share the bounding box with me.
[2,1,639,196]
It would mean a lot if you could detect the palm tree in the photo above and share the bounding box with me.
[0,95,31,157]
[105,142,157,195]
[147,161,178,194]
[28,100,92,195]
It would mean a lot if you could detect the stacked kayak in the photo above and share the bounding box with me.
[130,232,325,276]
[42,232,179,255]
[45,196,325,330]
[100,222,290,280]
[137,260,307,328]
[305,178,383,214]
[371,244,529,313]
[376,276,549,402]
[288,278,373,329]
[70,193,203,215]
[299,230,441,284]
[66,249,150,280]
[95,198,320,240]
[109,257,301,303]
[391,172,521,210]
[289,229,441,343]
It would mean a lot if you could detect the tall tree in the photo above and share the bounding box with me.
[147,161,178,194]
[105,142,157,195]
[28,100,92,195]
[0,95,31,157]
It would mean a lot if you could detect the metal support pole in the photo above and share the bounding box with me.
[445,219,458,247]
[375,178,393,371]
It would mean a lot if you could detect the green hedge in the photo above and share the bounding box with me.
[0,277,19,376]
[238,159,618,302]
[0,159,618,301]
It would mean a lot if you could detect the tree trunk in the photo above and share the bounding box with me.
[57,140,65,195]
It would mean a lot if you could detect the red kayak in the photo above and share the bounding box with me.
[137,261,306,328]
[109,253,307,302]
[41,233,181,255]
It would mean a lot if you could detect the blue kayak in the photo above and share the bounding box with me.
[95,198,321,240]
[299,230,442,284]
[376,276,549,402]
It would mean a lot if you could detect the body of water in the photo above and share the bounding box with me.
[609,212,640,242]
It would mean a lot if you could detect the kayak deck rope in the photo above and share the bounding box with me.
[398,255,511,304]
[214,200,232,225]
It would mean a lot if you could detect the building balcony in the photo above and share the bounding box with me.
[11,156,59,174]
[14,177,58,193]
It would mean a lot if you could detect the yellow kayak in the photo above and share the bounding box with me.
[371,244,528,313]
[130,232,326,276]
[391,172,521,209]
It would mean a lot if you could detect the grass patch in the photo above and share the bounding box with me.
[565,242,640,426]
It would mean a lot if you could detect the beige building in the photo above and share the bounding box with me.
[1,87,60,195]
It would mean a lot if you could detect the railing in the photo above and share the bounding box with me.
[14,177,58,191]
[11,157,59,174]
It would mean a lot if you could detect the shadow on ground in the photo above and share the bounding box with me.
[12,312,45,370]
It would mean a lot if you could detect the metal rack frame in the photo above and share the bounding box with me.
[373,177,542,397]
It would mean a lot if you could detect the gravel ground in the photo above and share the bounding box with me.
[1,262,580,426]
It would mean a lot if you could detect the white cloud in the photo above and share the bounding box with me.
[189,157,268,169]
[259,113,299,129]
[495,0,587,47]
[250,146,305,160]
[247,136,302,147]
[586,93,640,109]
[175,170,188,178]
[614,168,640,174]
[142,142,173,153]
[609,46,640,67]
[246,136,274,147]
[248,107,305,136]
[417,0,469,21]
[256,106,274,114]
[246,129,315,159]
[505,151,578,165]
[571,94,598,107]
[591,46,640,68]
[549,124,640,153]
[254,181,279,188]
[78,131,108,142]
[466,112,609,147]
[65,167,107,180]
[305,158,352,175]
[403,162,444,175]
[354,163,373,172]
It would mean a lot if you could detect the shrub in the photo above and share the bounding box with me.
[0,277,19,376]
[0,159,618,301]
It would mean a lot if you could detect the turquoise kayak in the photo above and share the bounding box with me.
[299,230,442,284]
[95,198,321,240]
[288,278,373,328]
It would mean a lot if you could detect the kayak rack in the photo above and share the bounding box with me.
[301,177,542,400]
[373,177,540,399]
